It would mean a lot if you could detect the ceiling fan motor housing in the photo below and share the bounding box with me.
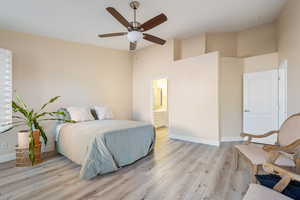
[130,22,141,30]
[130,1,140,10]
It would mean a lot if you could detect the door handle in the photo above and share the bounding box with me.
[244,110,250,112]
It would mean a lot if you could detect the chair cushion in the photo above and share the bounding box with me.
[243,184,293,200]
[235,143,295,166]
[256,174,300,199]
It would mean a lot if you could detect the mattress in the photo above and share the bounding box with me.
[56,120,155,180]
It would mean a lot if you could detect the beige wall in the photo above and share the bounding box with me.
[174,34,206,60]
[174,22,277,59]
[170,53,219,144]
[237,22,277,57]
[220,57,243,139]
[173,39,181,61]
[219,53,279,140]
[133,40,220,144]
[0,29,132,156]
[132,40,173,122]
[219,54,279,140]
[243,53,279,73]
[278,0,300,115]
[206,32,237,57]
[205,23,277,58]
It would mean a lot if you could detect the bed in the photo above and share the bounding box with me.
[55,120,155,180]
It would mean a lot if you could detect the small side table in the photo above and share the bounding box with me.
[15,142,42,167]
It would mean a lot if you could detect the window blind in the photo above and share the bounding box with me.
[0,49,12,132]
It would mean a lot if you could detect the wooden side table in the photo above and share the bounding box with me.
[15,142,42,167]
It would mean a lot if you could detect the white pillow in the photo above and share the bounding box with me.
[94,105,114,120]
[66,107,94,122]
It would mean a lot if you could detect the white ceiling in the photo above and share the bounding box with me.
[0,0,287,50]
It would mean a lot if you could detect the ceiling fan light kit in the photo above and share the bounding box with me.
[127,31,143,43]
[98,1,168,51]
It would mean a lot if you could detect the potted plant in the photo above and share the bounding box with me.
[1,95,74,165]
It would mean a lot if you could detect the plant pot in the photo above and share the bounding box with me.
[18,130,41,148]
[32,130,41,144]
[16,130,42,167]
[18,131,29,148]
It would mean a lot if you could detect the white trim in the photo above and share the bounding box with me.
[0,153,15,163]
[221,137,245,142]
[169,134,220,146]
[278,60,288,127]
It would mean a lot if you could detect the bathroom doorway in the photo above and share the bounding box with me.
[152,78,168,134]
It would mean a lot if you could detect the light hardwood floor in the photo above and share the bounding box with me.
[0,128,251,200]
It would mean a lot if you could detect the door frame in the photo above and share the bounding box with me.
[278,60,288,127]
[243,67,288,132]
[150,77,169,128]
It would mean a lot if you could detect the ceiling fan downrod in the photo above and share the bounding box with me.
[130,1,141,30]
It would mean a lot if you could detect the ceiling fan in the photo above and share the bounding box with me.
[98,1,168,51]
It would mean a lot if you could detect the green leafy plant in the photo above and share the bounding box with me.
[1,96,75,164]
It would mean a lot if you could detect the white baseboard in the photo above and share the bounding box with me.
[221,137,245,142]
[169,134,220,146]
[0,153,16,163]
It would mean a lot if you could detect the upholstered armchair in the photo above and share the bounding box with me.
[243,163,300,200]
[235,113,300,182]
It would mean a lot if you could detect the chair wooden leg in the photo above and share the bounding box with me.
[252,165,258,183]
[234,148,239,170]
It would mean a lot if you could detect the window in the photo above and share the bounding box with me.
[0,49,12,132]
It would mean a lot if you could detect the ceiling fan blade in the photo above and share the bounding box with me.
[130,42,137,51]
[140,14,167,32]
[98,32,127,38]
[143,34,166,45]
[106,7,131,29]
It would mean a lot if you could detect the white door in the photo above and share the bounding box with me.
[243,70,279,144]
